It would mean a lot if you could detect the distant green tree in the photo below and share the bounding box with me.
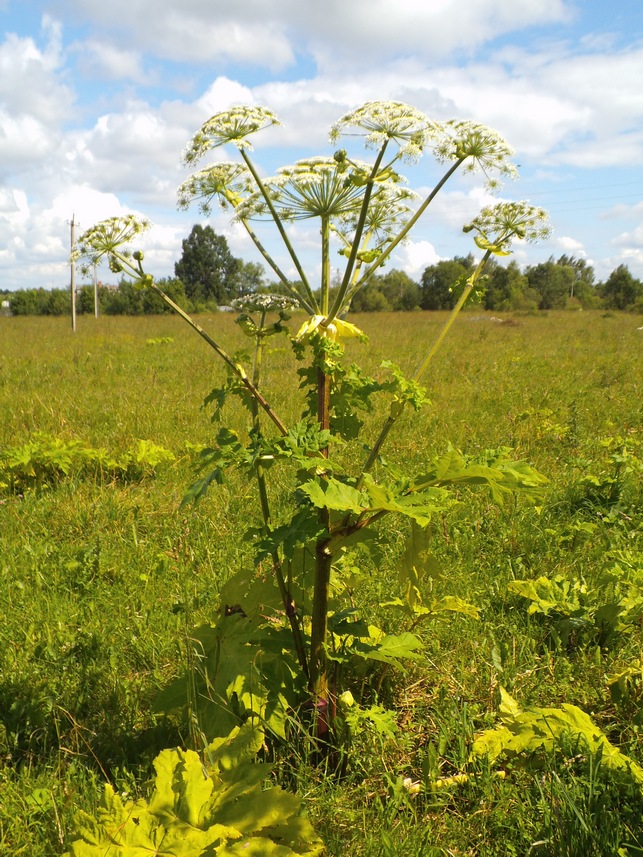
[525,260,575,309]
[483,260,529,310]
[174,225,242,305]
[600,264,642,311]
[350,269,420,312]
[556,255,594,291]
[235,261,267,296]
[45,289,71,316]
[420,255,474,310]
[143,278,188,313]
[101,280,143,315]
[377,269,421,310]
[9,288,50,315]
[76,285,97,314]
[350,283,392,312]
[555,255,597,308]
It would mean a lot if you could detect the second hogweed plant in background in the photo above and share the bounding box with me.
[73,101,550,753]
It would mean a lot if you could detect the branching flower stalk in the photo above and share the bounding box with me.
[71,216,289,437]
[178,165,317,315]
[337,157,464,316]
[74,104,551,751]
[356,201,550,488]
[239,150,319,312]
[234,296,310,678]
[325,143,389,324]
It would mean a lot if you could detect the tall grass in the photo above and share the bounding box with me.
[1,310,641,855]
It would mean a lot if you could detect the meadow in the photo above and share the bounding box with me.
[0,309,641,856]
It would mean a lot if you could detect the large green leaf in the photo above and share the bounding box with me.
[338,628,425,671]
[64,726,324,857]
[473,688,643,789]
[412,446,548,504]
[154,610,303,741]
[299,477,364,514]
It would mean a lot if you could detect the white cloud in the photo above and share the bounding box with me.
[1,0,642,291]
[552,235,587,255]
[61,0,570,68]
[197,77,256,116]
[0,24,73,124]
[613,223,643,249]
[0,111,59,171]
[71,39,153,84]
[397,240,441,276]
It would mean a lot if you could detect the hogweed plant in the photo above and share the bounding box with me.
[73,101,550,754]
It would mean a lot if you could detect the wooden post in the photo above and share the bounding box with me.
[70,214,77,332]
[93,263,99,318]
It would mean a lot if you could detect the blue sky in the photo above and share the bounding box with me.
[1,0,642,291]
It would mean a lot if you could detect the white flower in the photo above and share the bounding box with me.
[434,121,518,187]
[177,163,253,213]
[231,293,297,314]
[330,101,438,162]
[71,215,150,274]
[183,106,280,165]
[334,184,417,251]
[237,157,376,222]
[463,201,551,255]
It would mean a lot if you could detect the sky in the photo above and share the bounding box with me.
[0,0,642,292]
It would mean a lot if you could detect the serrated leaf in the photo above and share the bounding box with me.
[348,630,424,670]
[64,726,324,857]
[473,688,643,789]
[364,477,452,525]
[299,478,365,514]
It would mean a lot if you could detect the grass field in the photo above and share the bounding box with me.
[0,309,641,855]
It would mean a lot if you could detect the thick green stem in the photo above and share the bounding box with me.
[320,216,331,315]
[309,527,332,700]
[251,320,309,679]
[310,363,332,700]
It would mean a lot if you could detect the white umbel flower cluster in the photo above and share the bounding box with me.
[463,201,551,255]
[177,163,253,213]
[183,106,280,165]
[330,100,438,162]
[71,215,150,275]
[434,120,518,188]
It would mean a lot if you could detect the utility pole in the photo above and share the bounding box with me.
[70,214,77,332]
[93,263,99,318]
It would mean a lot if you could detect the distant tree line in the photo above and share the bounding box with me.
[415,254,642,313]
[4,225,266,317]
[3,224,642,315]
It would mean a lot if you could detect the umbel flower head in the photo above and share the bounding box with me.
[434,121,518,188]
[463,201,551,255]
[177,163,253,213]
[71,215,150,275]
[236,156,400,222]
[330,101,437,162]
[231,293,298,314]
[183,106,280,165]
[335,183,417,242]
